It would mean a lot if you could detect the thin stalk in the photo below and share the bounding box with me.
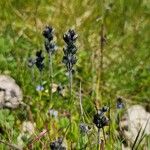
[102,127,106,144]
[48,52,53,141]
[100,140,104,150]
[97,0,105,101]
[68,66,73,149]
[31,68,35,86]
[99,23,104,100]
[134,118,150,149]
[49,52,53,102]
[79,81,84,121]
[97,128,101,150]
[38,71,43,101]
[69,69,73,96]
[68,68,73,122]
[40,71,42,88]
[108,97,111,137]
[132,126,142,150]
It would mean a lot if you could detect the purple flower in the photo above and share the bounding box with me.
[116,97,125,109]
[36,85,44,91]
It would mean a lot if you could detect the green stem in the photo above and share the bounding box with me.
[31,68,34,81]
[48,52,53,140]
[79,81,84,122]
[69,69,72,97]
[49,52,53,103]
[39,71,42,101]
[68,68,73,142]
[97,128,101,150]
[68,68,72,111]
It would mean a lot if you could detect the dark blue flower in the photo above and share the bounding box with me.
[63,29,77,45]
[62,29,78,72]
[35,50,44,72]
[43,26,53,41]
[93,106,109,129]
[43,26,57,54]
[116,97,125,109]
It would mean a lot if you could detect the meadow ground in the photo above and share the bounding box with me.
[0,0,150,149]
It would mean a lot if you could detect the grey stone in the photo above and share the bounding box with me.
[120,105,150,148]
[0,75,23,109]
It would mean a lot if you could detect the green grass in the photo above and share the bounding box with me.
[0,0,150,149]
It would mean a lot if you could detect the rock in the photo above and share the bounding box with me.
[120,105,150,147]
[0,75,23,109]
[17,121,36,148]
[22,121,35,135]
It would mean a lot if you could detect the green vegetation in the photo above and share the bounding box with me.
[0,0,149,149]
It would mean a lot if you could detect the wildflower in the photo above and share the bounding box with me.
[43,26,53,41]
[50,137,66,150]
[36,85,44,91]
[63,29,77,44]
[35,50,45,72]
[62,29,78,72]
[43,26,57,54]
[93,106,109,129]
[116,97,125,109]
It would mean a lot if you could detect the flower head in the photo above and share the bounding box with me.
[50,137,66,150]
[43,26,53,41]
[116,97,125,109]
[43,26,57,54]
[35,50,44,72]
[63,29,78,45]
[62,29,78,72]
[93,106,109,129]
[36,85,44,91]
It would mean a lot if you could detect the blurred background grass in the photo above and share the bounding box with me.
[0,0,149,101]
[0,0,150,149]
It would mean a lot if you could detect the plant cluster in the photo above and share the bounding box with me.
[26,26,110,149]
